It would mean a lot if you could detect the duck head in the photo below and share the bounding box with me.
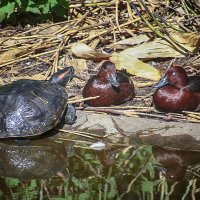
[154,66,189,89]
[165,166,187,182]
[97,61,120,88]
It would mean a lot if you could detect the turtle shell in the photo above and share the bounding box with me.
[0,79,68,138]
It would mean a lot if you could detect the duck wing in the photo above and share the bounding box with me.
[117,71,131,83]
[187,76,200,92]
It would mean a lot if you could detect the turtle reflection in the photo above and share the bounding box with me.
[0,138,72,181]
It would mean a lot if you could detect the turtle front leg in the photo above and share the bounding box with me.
[65,104,77,125]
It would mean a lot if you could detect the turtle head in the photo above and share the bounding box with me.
[49,66,74,86]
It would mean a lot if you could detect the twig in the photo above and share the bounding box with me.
[68,96,99,104]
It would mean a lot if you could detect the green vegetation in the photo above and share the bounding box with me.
[0,145,198,199]
[0,0,69,24]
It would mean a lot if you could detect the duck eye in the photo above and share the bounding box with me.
[172,72,176,76]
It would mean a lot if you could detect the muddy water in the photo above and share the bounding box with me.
[0,137,200,200]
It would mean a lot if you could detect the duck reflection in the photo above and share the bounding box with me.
[152,146,200,182]
[0,138,71,181]
[97,149,116,167]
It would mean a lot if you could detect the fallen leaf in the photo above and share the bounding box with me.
[172,32,200,52]
[0,48,27,64]
[110,54,161,81]
[60,55,87,74]
[110,34,150,46]
[71,43,110,61]
[75,59,88,73]
[0,38,16,46]
[0,77,4,85]
[31,74,45,80]
[119,38,184,59]
[11,75,31,81]
[117,32,200,59]
[11,74,45,82]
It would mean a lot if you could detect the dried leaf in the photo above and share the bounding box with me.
[0,77,5,85]
[0,48,27,64]
[172,32,200,52]
[119,38,184,59]
[110,54,161,81]
[31,74,45,80]
[0,38,16,46]
[71,43,110,61]
[11,75,31,81]
[75,59,88,72]
[61,55,87,74]
[118,32,200,59]
[11,74,45,82]
[110,34,150,48]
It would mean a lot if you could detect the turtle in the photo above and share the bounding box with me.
[0,66,77,138]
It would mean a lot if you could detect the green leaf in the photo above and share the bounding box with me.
[78,193,90,200]
[107,191,117,199]
[30,179,37,188]
[0,2,15,22]
[16,0,22,7]
[26,6,41,14]
[5,178,20,187]
[26,0,41,14]
[39,4,50,14]
[65,196,73,200]
[141,180,154,193]
[49,0,58,8]
[72,177,81,187]
[146,164,155,178]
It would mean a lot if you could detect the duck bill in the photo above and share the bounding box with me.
[153,76,169,89]
[108,73,119,87]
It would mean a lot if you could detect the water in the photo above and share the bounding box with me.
[0,137,200,200]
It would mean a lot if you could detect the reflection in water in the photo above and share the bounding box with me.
[97,149,116,167]
[0,138,69,180]
[0,139,200,199]
[152,145,200,182]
